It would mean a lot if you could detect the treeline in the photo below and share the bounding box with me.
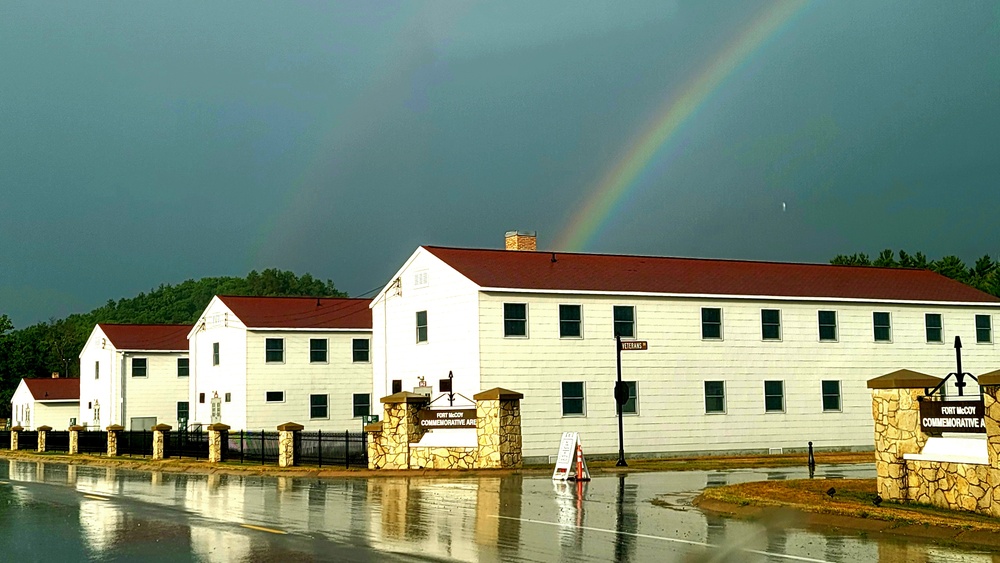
[0,269,346,412]
[830,249,999,296]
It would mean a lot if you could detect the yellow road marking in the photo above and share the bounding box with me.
[240,524,287,535]
[83,494,109,501]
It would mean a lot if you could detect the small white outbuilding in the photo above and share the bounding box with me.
[11,375,80,430]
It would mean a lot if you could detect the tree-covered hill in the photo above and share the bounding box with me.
[0,269,347,413]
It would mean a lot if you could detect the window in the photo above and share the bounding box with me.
[561,382,586,416]
[873,312,891,342]
[818,311,837,341]
[177,358,189,377]
[416,311,428,343]
[559,305,582,338]
[764,381,784,412]
[761,309,781,340]
[391,380,402,394]
[353,393,371,418]
[310,394,328,419]
[622,381,638,415]
[199,393,205,404]
[353,339,370,362]
[822,380,841,411]
[265,391,284,403]
[976,314,992,343]
[310,339,328,363]
[131,358,147,378]
[265,338,284,363]
[95,361,99,380]
[224,393,231,403]
[213,342,220,365]
[702,308,722,339]
[503,303,528,337]
[613,306,635,338]
[177,402,189,423]
[705,381,726,413]
[925,313,943,343]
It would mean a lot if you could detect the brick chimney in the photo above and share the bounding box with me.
[51,372,60,379]
[505,230,537,251]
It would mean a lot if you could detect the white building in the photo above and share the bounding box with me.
[78,324,191,431]
[188,295,373,431]
[11,376,80,430]
[372,233,1000,462]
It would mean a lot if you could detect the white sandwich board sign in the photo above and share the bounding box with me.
[552,432,590,481]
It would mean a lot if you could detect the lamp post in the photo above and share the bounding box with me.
[615,336,627,467]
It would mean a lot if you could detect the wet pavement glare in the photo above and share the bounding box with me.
[0,459,996,562]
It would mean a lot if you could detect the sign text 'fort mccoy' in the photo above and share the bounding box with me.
[417,409,477,429]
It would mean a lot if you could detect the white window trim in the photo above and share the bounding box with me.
[310,338,329,364]
[559,303,584,339]
[353,393,372,419]
[131,358,148,378]
[613,305,637,339]
[309,394,330,420]
[763,380,785,413]
[873,311,892,343]
[416,311,428,344]
[265,338,285,364]
[265,391,285,403]
[503,302,529,339]
[818,309,839,342]
[352,338,371,363]
[701,307,724,341]
[761,308,782,342]
[622,380,639,416]
[924,312,944,344]
[704,380,726,414]
[976,314,993,344]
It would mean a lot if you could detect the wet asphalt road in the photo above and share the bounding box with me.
[0,459,996,562]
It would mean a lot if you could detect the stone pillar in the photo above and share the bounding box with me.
[68,425,84,455]
[36,425,51,453]
[867,370,941,501]
[374,392,429,470]
[106,425,124,457]
[151,424,171,461]
[207,423,230,463]
[474,388,524,469]
[10,426,21,451]
[277,422,303,468]
[365,421,387,470]
[978,371,1000,517]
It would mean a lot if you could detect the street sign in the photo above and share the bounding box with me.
[619,340,648,351]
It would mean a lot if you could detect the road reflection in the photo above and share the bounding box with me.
[2,459,999,562]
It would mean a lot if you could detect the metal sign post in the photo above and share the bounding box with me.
[615,337,648,467]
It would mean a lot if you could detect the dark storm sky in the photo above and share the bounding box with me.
[1,1,998,327]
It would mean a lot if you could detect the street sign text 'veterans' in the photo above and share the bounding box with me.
[618,340,647,351]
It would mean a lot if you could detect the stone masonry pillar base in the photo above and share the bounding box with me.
[68,426,84,455]
[152,424,172,461]
[36,425,51,453]
[207,423,230,463]
[277,422,304,468]
[106,425,124,457]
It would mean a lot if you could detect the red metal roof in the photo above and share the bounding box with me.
[99,324,192,351]
[24,378,80,401]
[423,246,1000,303]
[218,296,373,329]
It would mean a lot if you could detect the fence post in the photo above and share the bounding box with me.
[152,424,172,461]
[10,426,21,451]
[277,422,303,468]
[207,423,230,463]
[106,425,124,457]
[36,425,51,453]
[68,425,84,455]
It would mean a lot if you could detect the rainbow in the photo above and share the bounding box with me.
[554,0,810,252]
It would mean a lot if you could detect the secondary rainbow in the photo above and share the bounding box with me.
[554,0,809,252]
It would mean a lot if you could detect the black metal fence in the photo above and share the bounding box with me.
[166,429,209,459]
[227,430,280,464]
[118,431,153,457]
[18,431,37,451]
[0,432,9,450]
[295,431,367,468]
[79,431,106,454]
[46,431,70,453]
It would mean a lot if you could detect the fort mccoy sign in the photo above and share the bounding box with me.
[919,400,986,434]
[418,408,477,429]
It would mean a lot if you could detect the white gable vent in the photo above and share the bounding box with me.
[414,270,429,288]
